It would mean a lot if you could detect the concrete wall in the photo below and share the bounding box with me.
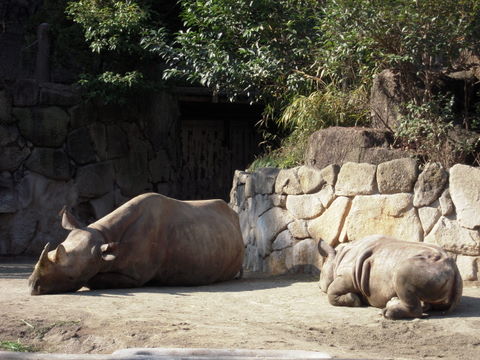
[230,160,480,282]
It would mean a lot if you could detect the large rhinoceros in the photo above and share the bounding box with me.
[318,235,463,319]
[29,193,245,295]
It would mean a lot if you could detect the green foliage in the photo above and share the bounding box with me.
[161,0,323,106]
[396,95,480,167]
[249,85,370,169]
[320,0,480,92]
[0,341,34,352]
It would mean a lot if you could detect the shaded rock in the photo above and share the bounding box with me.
[0,172,16,213]
[305,126,408,170]
[413,163,448,207]
[425,217,480,256]
[106,124,129,159]
[456,255,479,281]
[75,162,114,198]
[272,230,295,251]
[370,69,403,130]
[335,162,377,196]
[13,79,39,106]
[319,164,340,186]
[418,204,441,235]
[18,106,69,147]
[317,184,335,208]
[254,207,294,257]
[286,193,324,220]
[25,147,70,180]
[307,196,352,247]
[90,192,115,219]
[0,144,30,171]
[267,247,292,275]
[344,194,423,243]
[298,166,325,194]
[89,122,107,160]
[39,83,80,106]
[449,164,480,229]
[288,220,310,239]
[149,149,172,183]
[69,102,97,129]
[252,167,280,195]
[12,107,32,124]
[0,90,13,124]
[271,194,287,208]
[0,124,18,146]
[275,167,302,195]
[377,158,418,194]
[66,127,97,165]
[439,189,455,216]
[292,238,321,273]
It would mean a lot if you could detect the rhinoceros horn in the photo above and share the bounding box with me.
[38,242,51,267]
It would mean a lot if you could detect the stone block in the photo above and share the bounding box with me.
[267,247,292,275]
[292,238,320,272]
[75,162,115,198]
[287,220,310,239]
[252,194,275,219]
[69,102,97,129]
[307,196,352,247]
[272,230,295,251]
[0,124,18,146]
[413,163,448,207]
[344,194,423,243]
[90,192,115,219]
[254,207,294,257]
[0,172,16,213]
[439,189,455,216]
[418,204,441,235]
[377,158,418,194]
[39,83,81,106]
[89,123,107,160]
[286,193,324,220]
[25,147,71,180]
[425,217,480,256]
[106,124,129,159]
[13,79,39,106]
[298,166,325,194]
[149,150,171,183]
[319,164,340,186]
[275,167,303,195]
[456,255,479,281]
[335,162,377,196]
[66,127,97,165]
[0,90,13,124]
[18,106,69,147]
[253,167,280,194]
[449,164,480,229]
[317,184,335,208]
[0,144,30,171]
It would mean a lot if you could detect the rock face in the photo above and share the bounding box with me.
[304,127,408,170]
[231,160,480,281]
[370,69,404,130]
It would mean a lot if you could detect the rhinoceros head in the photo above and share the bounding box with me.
[28,209,114,295]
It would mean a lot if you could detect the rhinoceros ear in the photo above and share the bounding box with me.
[100,242,119,262]
[54,244,68,265]
[60,207,82,231]
[318,239,336,258]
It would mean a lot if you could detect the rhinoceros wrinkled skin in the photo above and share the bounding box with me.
[318,235,463,319]
[29,193,245,295]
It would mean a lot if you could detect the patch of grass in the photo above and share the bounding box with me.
[0,340,34,352]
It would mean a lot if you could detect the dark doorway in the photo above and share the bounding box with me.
[178,100,262,201]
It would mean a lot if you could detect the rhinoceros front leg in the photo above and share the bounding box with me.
[327,276,363,307]
[87,272,141,290]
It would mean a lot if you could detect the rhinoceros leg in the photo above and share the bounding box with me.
[382,262,424,319]
[87,272,141,290]
[327,276,363,307]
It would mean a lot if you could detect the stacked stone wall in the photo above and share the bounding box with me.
[0,80,180,255]
[230,159,480,282]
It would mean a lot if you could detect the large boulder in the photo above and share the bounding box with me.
[449,164,480,229]
[304,127,408,169]
[413,163,448,207]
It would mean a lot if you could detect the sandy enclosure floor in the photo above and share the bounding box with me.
[0,258,479,360]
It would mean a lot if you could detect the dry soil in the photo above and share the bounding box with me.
[0,258,479,360]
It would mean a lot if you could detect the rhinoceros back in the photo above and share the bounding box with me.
[94,193,244,286]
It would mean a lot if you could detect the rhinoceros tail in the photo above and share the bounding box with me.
[446,262,463,314]
[317,239,335,258]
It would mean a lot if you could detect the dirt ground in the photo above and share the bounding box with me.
[0,258,479,360]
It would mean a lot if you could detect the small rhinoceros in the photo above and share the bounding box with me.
[29,193,245,295]
[318,235,463,319]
